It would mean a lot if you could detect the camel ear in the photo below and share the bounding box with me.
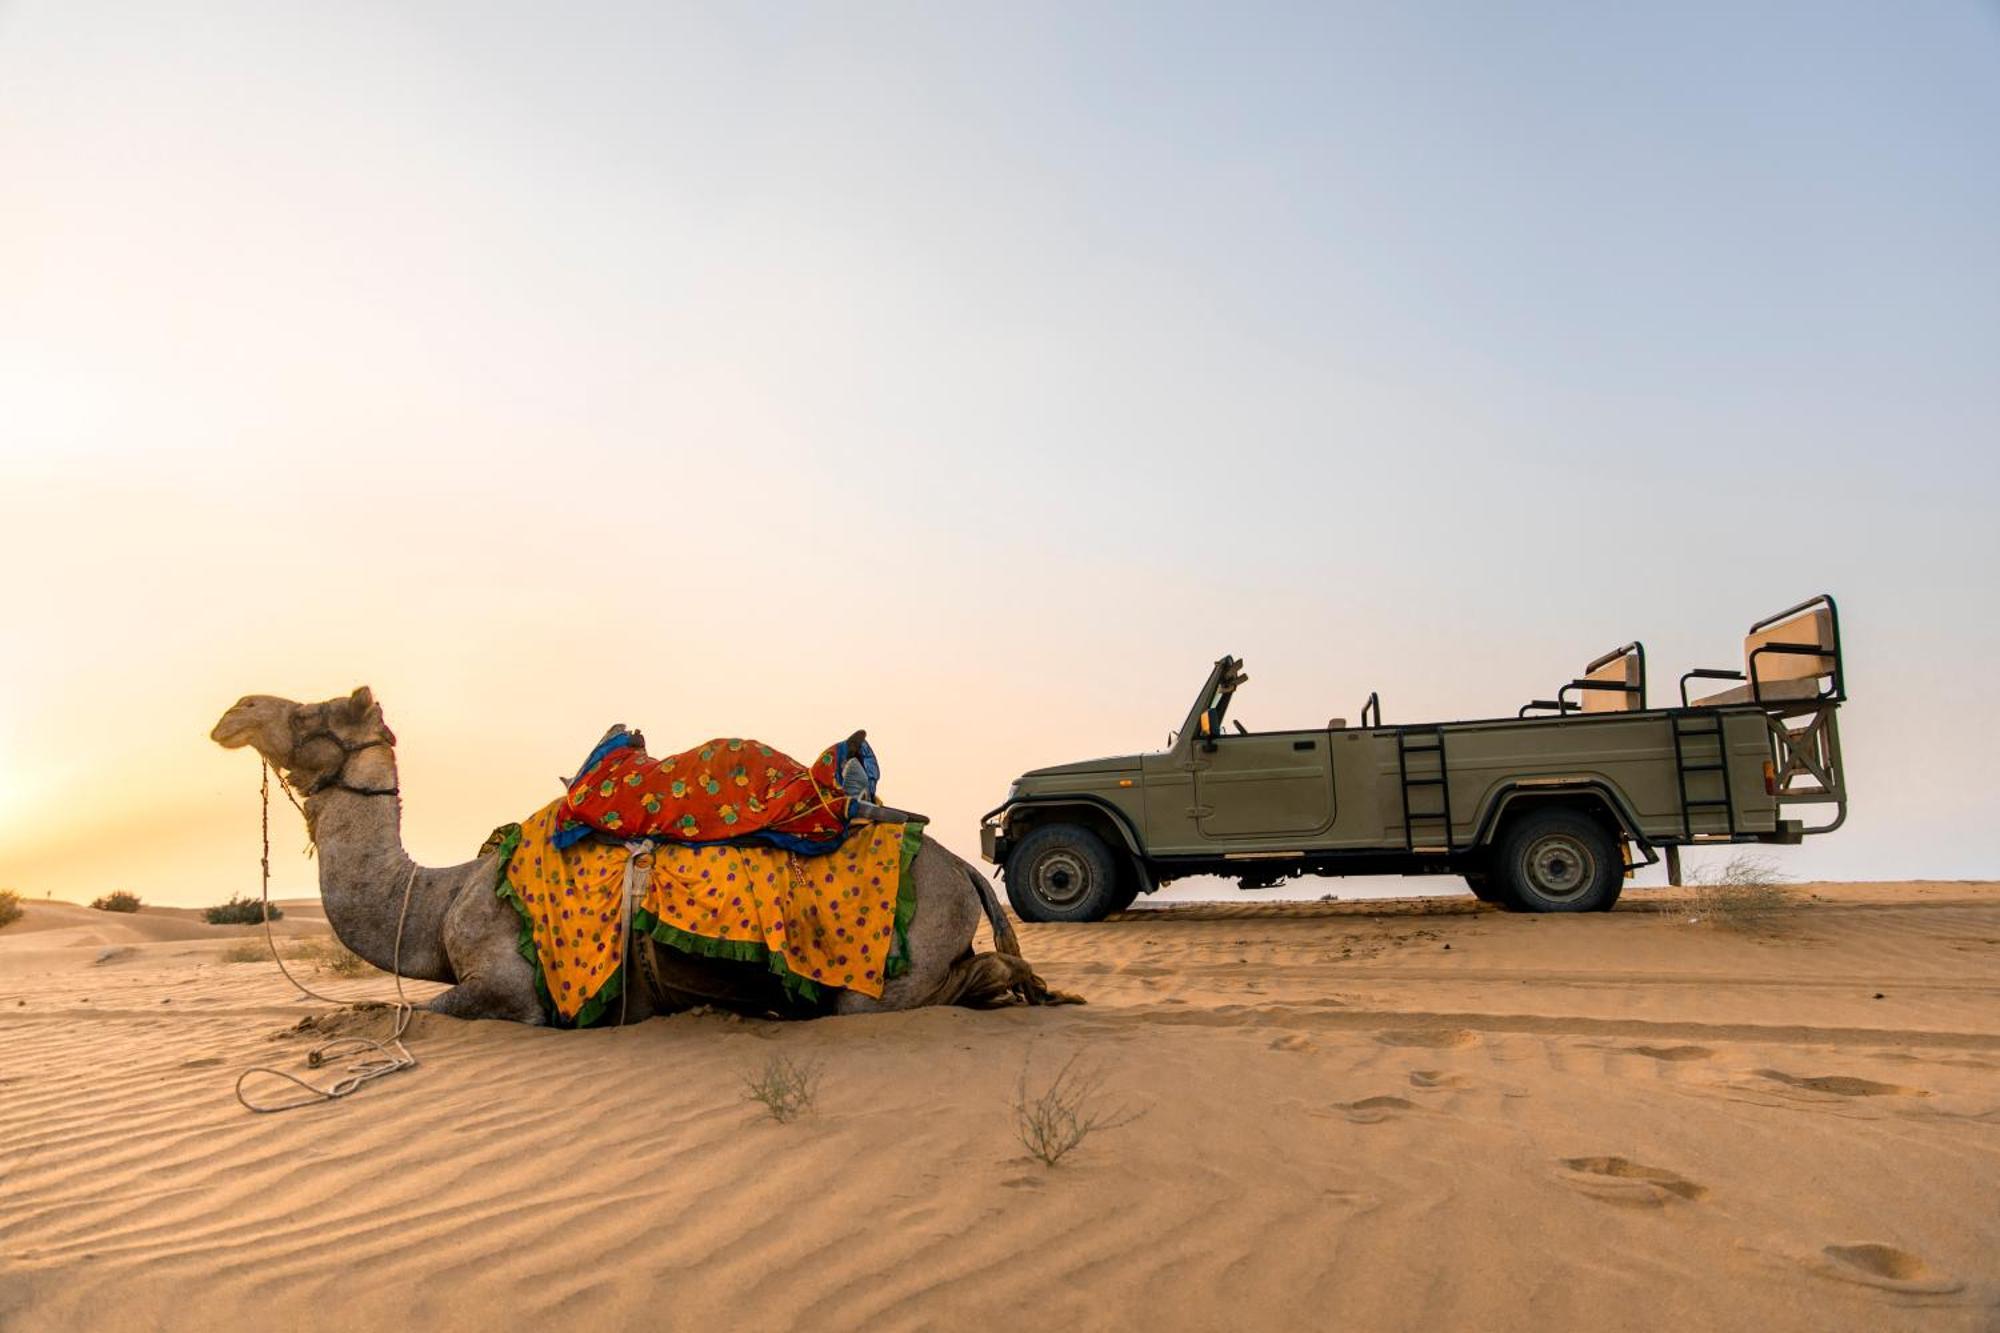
[344,686,375,720]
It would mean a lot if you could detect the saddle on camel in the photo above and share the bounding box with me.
[491,726,938,1027]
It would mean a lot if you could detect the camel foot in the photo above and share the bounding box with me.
[423,983,545,1025]
[936,951,1084,1009]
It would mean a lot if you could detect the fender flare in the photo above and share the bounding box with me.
[988,794,1146,857]
[1471,780,1649,851]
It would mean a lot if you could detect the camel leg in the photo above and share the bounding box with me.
[425,876,545,1024]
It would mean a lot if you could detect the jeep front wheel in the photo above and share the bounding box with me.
[1492,808,1623,913]
[1005,824,1122,922]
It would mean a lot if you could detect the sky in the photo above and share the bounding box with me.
[2,1,1996,907]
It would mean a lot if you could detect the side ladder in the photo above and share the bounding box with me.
[1397,727,1453,853]
[1671,713,1737,839]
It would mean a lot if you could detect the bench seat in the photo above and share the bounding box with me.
[1690,676,1825,708]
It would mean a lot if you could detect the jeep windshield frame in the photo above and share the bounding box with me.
[1180,655,1247,748]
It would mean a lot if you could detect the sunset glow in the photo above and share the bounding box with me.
[2,3,1996,908]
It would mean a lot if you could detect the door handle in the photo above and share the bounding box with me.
[1292,739,1316,751]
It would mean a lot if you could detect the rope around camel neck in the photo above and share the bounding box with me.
[233,761,421,1114]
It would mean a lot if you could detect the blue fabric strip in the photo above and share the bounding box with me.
[553,823,858,857]
[564,729,638,789]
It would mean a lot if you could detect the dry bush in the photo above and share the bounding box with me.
[743,1054,824,1123]
[0,889,21,931]
[220,936,376,975]
[204,895,283,926]
[1657,855,1792,930]
[91,891,143,913]
[291,936,375,977]
[1013,1053,1143,1167]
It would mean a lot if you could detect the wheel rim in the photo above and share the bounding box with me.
[1032,850,1092,907]
[1522,833,1595,902]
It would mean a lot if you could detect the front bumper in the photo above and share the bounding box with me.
[979,817,1009,866]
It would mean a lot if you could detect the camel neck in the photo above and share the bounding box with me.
[302,757,458,982]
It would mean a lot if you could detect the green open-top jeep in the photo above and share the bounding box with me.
[982,595,1847,920]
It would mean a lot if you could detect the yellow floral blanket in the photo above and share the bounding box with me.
[485,800,922,1027]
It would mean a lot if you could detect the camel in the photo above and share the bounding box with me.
[211,687,1069,1024]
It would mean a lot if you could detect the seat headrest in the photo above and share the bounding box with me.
[1744,607,1837,684]
[1581,647,1643,713]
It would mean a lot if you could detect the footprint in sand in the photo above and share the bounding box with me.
[1629,1045,1712,1062]
[1335,1096,1418,1124]
[1755,1070,1925,1098]
[1557,1156,1708,1207]
[1408,1070,1470,1089]
[1815,1243,1963,1295]
[1269,1034,1314,1053]
[1375,1027,1479,1050]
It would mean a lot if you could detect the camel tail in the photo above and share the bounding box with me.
[959,854,1023,956]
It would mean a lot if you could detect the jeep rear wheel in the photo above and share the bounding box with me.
[1005,824,1122,922]
[1492,808,1622,913]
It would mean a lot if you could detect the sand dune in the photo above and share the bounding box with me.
[2,883,1996,1331]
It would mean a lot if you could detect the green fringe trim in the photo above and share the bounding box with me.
[632,912,824,1006]
[486,820,927,1029]
[888,819,923,977]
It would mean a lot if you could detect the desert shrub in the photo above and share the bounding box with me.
[743,1054,824,1123]
[91,891,143,913]
[204,896,283,926]
[1013,1053,1142,1167]
[220,940,270,964]
[0,889,21,930]
[291,936,374,977]
[1657,855,1791,931]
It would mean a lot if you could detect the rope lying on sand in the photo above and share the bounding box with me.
[233,762,420,1114]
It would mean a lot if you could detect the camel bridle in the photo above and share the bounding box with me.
[285,712,400,799]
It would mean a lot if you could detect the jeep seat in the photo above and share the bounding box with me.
[1520,642,1646,716]
[1578,644,1645,713]
[1688,601,1840,707]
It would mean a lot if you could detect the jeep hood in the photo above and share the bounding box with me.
[1018,754,1144,780]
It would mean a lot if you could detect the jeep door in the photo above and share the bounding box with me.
[1191,731,1336,839]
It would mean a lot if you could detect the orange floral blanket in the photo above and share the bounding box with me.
[554,731,874,854]
[486,799,921,1026]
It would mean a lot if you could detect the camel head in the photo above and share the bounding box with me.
[211,687,396,795]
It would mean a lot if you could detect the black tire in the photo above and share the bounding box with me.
[1005,824,1123,922]
[1491,808,1623,913]
[1463,871,1503,905]
[1104,870,1143,916]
